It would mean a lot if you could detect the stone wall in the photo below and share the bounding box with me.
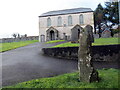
[42,45,120,62]
[0,36,39,43]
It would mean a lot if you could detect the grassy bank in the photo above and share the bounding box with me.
[5,68,119,88]
[0,40,39,52]
[52,38,119,48]
[45,40,65,44]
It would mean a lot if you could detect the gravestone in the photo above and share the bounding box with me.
[114,33,120,37]
[93,34,99,38]
[101,28,111,38]
[78,25,99,83]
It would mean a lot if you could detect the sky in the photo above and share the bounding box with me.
[0,0,106,38]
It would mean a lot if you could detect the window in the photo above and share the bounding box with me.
[57,16,62,26]
[47,17,51,27]
[68,15,72,26]
[79,14,84,25]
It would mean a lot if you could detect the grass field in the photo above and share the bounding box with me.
[0,40,39,52]
[45,40,65,44]
[4,68,119,88]
[1,38,119,52]
[52,38,119,48]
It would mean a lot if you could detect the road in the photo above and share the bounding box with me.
[1,41,118,86]
[2,42,78,86]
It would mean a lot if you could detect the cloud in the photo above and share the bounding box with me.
[0,0,105,38]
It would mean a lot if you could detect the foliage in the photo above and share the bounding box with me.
[112,29,119,34]
[12,33,17,38]
[24,34,27,37]
[45,40,65,44]
[0,40,39,52]
[94,3,104,34]
[104,2,119,24]
[52,38,119,48]
[17,34,20,38]
[94,1,119,36]
[4,68,119,88]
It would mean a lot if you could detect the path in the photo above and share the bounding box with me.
[1,41,118,86]
[2,41,78,86]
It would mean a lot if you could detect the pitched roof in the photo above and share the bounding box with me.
[39,8,93,17]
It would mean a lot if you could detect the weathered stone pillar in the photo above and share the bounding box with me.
[78,25,99,83]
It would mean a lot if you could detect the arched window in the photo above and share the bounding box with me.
[58,16,62,26]
[47,17,51,27]
[68,15,72,26]
[79,14,84,25]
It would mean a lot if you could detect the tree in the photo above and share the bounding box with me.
[104,1,119,24]
[104,1,119,36]
[94,4,105,36]
[94,1,119,37]
[24,34,27,37]
[12,33,17,38]
[17,34,20,38]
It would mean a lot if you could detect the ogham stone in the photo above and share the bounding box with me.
[78,25,99,83]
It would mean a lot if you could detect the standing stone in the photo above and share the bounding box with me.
[78,25,99,83]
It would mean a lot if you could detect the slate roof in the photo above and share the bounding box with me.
[39,8,93,17]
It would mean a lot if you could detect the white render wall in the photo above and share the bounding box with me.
[39,12,94,42]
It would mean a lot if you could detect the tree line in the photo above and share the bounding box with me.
[12,33,27,38]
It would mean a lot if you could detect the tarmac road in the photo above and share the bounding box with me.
[2,42,78,86]
[1,41,119,86]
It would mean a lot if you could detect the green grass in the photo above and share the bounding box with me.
[45,40,65,44]
[92,37,119,46]
[52,38,119,48]
[0,40,39,52]
[4,68,119,88]
[52,42,79,48]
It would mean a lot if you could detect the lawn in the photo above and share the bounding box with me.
[0,40,39,52]
[52,37,119,48]
[45,40,65,44]
[4,68,119,88]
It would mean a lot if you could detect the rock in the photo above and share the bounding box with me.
[113,33,120,37]
[78,25,99,83]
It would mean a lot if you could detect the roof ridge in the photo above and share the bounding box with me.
[43,7,92,14]
[39,7,93,17]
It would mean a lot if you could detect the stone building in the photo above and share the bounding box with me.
[39,7,94,42]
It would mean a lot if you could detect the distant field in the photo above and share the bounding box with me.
[0,38,119,52]
[52,38,119,48]
[0,40,38,52]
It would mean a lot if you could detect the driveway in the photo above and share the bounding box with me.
[2,42,78,86]
[1,41,118,86]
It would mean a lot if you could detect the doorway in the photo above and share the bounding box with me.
[78,29,80,39]
[50,30,55,40]
[40,35,45,42]
[71,25,82,41]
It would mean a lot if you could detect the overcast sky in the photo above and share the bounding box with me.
[0,0,106,38]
